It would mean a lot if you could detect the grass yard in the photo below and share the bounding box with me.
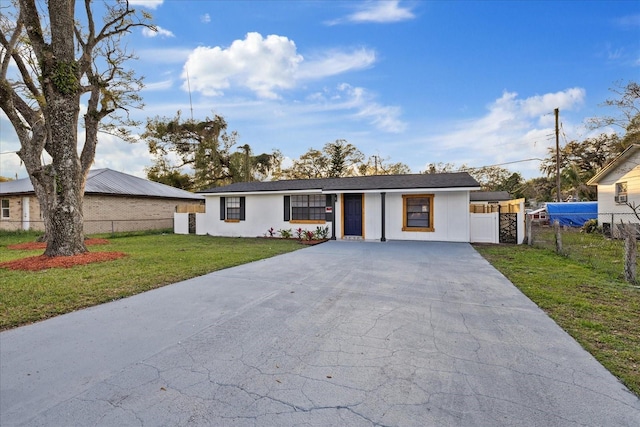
[474,235,640,397]
[0,230,302,330]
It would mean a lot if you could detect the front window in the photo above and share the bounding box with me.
[291,194,325,221]
[226,197,240,220]
[402,194,434,232]
[1,199,9,219]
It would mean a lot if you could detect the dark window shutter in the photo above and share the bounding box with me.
[325,194,333,222]
[220,197,225,220]
[284,196,290,221]
[239,197,246,221]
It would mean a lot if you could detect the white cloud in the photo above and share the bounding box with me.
[129,0,163,10]
[201,13,211,24]
[327,0,415,25]
[183,32,376,99]
[416,88,586,176]
[298,48,376,79]
[142,79,174,91]
[307,83,406,133]
[614,14,640,29]
[142,26,175,38]
[88,131,153,178]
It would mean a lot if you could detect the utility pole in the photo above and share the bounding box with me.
[555,108,561,202]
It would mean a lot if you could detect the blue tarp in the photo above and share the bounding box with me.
[546,202,597,227]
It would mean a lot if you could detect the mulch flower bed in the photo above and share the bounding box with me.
[0,252,127,271]
[2,238,125,271]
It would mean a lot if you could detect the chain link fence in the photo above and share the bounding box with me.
[527,215,640,283]
[2,218,174,235]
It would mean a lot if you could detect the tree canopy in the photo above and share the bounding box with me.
[276,140,410,179]
[142,112,280,190]
[0,0,151,256]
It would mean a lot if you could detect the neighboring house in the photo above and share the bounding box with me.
[196,172,481,242]
[587,144,640,236]
[0,168,204,233]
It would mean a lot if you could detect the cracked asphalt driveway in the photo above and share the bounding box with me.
[2,241,639,426]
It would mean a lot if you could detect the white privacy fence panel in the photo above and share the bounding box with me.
[174,213,189,234]
[196,213,207,235]
[470,212,499,244]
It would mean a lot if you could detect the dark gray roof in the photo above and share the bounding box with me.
[199,172,480,194]
[0,168,203,200]
[470,191,511,202]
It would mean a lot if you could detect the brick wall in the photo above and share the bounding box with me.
[0,195,44,231]
[0,194,204,234]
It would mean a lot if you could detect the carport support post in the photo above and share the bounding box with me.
[380,192,386,242]
[330,194,337,240]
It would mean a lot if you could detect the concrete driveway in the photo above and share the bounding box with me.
[1,241,639,426]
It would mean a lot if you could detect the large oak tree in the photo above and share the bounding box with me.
[143,112,280,189]
[0,0,151,256]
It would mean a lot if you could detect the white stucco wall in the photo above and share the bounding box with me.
[203,194,331,238]
[203,190,472,242]
[381,191,470,242]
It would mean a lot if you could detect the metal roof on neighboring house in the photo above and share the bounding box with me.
[0,168,203,200]
[198,172,480,194]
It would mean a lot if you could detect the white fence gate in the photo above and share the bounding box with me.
[470,212,499,244]
[174,212,207,235]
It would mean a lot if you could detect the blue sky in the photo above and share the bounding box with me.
[1,0,639,180]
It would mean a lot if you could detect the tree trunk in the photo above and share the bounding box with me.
[40,0,87,257]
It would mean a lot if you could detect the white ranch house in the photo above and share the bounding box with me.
[182,173,491,242]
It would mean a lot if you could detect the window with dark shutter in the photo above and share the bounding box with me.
[220,197,226,220]
[284,196,291,221]
[239,197,246,220]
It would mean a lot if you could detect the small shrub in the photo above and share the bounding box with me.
[304,230,315,241]
[278,228,292,239]
[581,219,600,234]
[315,226,329,240]
[295,228,304,240]
[266,227,276,237]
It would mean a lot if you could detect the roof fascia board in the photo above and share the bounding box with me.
[344,187,480,194]
[201,186,480,196]
[201,188,323,196]
[587,144,640,185]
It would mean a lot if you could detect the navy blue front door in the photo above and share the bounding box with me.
[344,194,362,236]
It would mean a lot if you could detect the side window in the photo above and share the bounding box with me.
[1,199,9,219]
[219,196,245,221]
[615,182,628,203]
[226,197,241,220]
[402,194,434,232]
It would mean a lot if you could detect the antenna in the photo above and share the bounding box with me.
[186,66,194,120]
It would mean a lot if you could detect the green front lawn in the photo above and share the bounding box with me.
[0,231,302,330]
